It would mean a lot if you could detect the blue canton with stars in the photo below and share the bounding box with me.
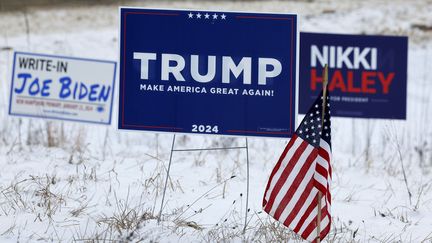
[296,89,332,148]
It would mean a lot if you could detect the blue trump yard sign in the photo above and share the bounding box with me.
[299,32,408,119]
[119,8,298,138]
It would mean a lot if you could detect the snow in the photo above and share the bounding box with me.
[0,1,432,242]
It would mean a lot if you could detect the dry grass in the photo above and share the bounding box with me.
[0,174,67,225]
[96,188,157,242]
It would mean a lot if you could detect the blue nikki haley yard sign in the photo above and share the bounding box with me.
[299,32,408,119]
[119,8,298,138]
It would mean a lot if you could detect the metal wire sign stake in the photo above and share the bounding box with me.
[157,135,251,234]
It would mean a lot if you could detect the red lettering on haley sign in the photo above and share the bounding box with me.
[310,68,394,94]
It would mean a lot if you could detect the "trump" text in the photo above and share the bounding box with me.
[133,52,283,85]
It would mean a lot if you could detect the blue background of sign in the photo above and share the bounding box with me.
[119,8,297,138]
[299,32,408,119]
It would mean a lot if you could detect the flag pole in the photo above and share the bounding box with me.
[316,64,328,243]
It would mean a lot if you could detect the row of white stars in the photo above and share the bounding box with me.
[188,12,227,20]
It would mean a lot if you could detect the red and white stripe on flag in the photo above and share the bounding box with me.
[262,134,332,242]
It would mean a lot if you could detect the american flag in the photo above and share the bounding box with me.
[263,89,332,242]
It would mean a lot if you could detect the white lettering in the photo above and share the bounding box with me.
[311,45,328,68]
[258,58,282,85]
[354,47,371,69]
[191,55,216,83]
[310,45,378,70]
[161,54,185,81]
[337,46,353,69]
[133,52,156,80]
[222,57,252,84]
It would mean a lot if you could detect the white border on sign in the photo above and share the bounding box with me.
[295,13,300,132]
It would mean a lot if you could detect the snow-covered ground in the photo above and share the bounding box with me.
[0,1,432,242]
